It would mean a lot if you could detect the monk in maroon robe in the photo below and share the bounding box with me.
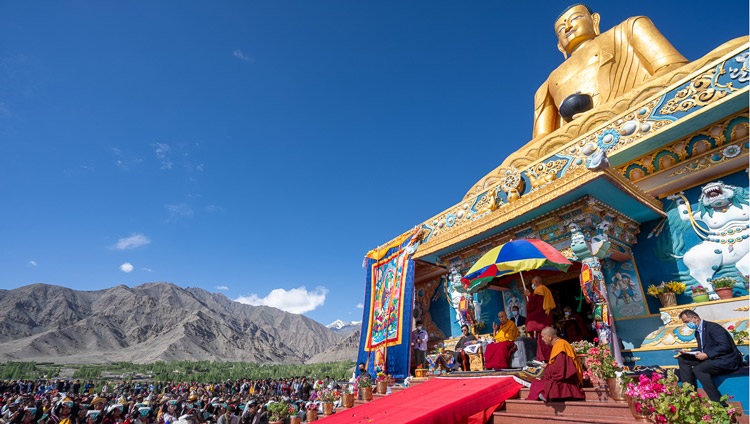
[527,326,585,403]
[525,276,556,361]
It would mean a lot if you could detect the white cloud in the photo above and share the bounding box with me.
[112,147,143,171]
[120,262,134,273]
[217,285,229,291]
[165,203,194,220]
[111,233,151,250]
[233,49,254,63]
[28,260,37,267]
[356,303,364,309]
[235,286,328,314]
[152,142,173,170]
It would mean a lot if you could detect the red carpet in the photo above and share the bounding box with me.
[320,376,521,424]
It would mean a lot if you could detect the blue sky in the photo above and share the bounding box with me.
[1,1,747,326]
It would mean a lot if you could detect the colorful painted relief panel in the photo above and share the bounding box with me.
[631,172,749,314]
[364,249,409,350]
[602,260,648,319]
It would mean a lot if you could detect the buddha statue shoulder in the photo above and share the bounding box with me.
[532,4,689,140]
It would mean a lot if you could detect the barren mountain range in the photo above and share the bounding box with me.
[0,282,360,364]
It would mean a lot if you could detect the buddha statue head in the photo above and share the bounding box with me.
[555,4,600,58]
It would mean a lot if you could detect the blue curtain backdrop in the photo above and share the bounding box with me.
[356,242,415,379]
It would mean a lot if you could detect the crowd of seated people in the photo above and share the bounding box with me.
[0,376,356,424]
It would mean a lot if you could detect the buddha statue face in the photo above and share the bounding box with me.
[555,4,600,56]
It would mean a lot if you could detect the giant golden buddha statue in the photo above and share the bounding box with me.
[532,4,688,139]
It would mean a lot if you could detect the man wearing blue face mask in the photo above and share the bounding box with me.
[677,309,743,404]
[510,305,526,327]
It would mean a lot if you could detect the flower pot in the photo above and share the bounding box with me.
[626,395,650,422]
[376,380,388,394]
[306,410,318,422]
[341,393,354,408]
[290,417,301,424]
[692,293,710,303]
[360,386,373,401]
[715,287,734,299]
[606,377,626,402]
[659,292,677,307]
[322,402,334,416]
[270,421,283,424]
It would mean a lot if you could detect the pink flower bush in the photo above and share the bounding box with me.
[583,342,622,385]
[624,370,740,423]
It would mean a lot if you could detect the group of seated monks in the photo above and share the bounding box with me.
[431,318,586,404]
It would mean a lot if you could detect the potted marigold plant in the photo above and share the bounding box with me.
[375,372,393,394]
[646,281,686,307]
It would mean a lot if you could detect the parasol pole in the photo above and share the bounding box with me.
[519,271,527,291]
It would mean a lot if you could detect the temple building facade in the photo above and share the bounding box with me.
[356,5,749,408]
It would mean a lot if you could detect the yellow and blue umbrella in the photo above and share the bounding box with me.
[461,239,572,293]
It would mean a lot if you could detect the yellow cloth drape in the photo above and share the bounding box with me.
[365,227,421,261]
[549,338,583,383]
[534,285,556,314]
[493,320,520,343]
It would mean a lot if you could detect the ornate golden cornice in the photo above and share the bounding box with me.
[414,167,662,259]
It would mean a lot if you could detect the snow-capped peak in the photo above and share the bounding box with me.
[326,319,361,330]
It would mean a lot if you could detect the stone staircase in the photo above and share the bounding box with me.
[492,387,642,424]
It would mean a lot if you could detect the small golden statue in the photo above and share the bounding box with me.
[532,4,689,139]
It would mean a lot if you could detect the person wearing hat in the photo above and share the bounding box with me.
[14,406,37,424]
[84,410,100,424]
[89,398,107,414]
[101,403,124,424]
[50,398,74,424]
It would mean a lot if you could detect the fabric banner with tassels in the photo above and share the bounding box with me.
[357,232,417,379]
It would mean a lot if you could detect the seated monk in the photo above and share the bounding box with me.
[527,326,585,403]
[485,311,520,369]
[532,4,687,139]
[453,324,478,371]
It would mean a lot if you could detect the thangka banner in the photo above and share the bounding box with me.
[364,249,409,350]
[358,229,418,379]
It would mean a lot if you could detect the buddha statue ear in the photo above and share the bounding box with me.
[557,43,568,60]
[592,12,601,36]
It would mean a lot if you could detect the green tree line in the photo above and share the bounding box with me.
[0,361,355,384]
